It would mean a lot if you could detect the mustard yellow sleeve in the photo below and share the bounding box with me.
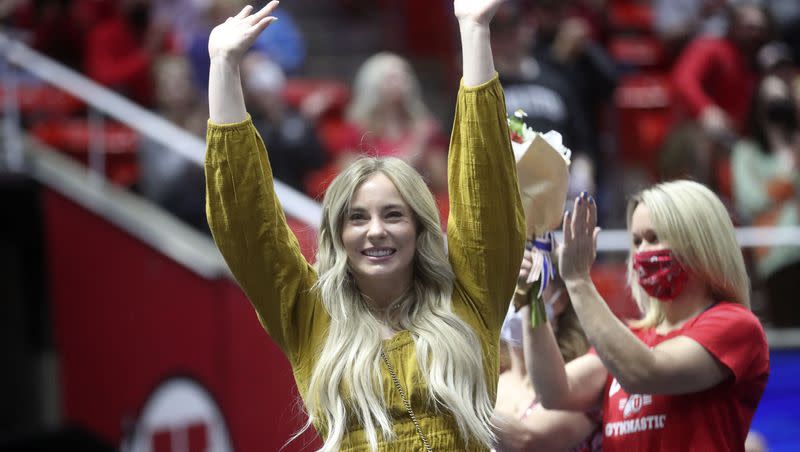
[204,116,325,363]
[447,75,526,333]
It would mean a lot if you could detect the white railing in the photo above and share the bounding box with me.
[2,32,800,346]
[0,32,323,228]
[1,32,799,255]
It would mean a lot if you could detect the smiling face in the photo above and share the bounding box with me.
[341,173,418,289]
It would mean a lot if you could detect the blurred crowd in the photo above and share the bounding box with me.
[2,0,800,327]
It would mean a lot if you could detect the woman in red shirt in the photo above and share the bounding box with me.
[525,181,770,451]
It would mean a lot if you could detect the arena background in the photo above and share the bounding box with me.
[2,0,799,450]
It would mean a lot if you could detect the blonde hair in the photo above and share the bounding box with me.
[547,252,589,362]
[555,302,590,363]
[626,180,750,329]
[347,52,430,130]
[298,157,496,451]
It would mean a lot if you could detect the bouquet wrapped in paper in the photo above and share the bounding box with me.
[508,109,572,298]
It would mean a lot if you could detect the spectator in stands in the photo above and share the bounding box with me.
[568,0,612,45]
[150,0,210,51]
[204,1,525,449]
[8,0,88,68]
[493,254,601,452]
[491,1,596,197]
[732,73,800,327]
[765,0,800,63]
[85,0,173,107]
[654,0,729,56]
[137,54,208,231]
[251,8,306,74]
[527,184,769,450]
[335,52,449,197]
[240,52,328,193]
[526,0,617,204]
[672,2,772,142]
[527,0,618,157]
[757,40,797,85]
[186,0,306,91]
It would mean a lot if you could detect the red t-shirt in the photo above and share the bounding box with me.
[601,302,769,452]
[671,37,757,134]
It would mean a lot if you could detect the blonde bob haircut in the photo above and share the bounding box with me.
[626,180,750,329]
[297,157,496,451]
[347,52,430,130]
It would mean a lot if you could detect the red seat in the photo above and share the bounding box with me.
[615,74,673,169]
[609,1,653,32]
[30,119,140,187]
[609,36,666,68]
[282,79,349,116]
[0,84,84,117]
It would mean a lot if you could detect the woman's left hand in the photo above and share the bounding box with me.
[454,0,506,26]
[558,192,600,282]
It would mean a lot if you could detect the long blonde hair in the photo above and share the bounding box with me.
[299,157,495,451]
[626,180,750,329]
[555,302,590,363]
[547,252,589,363]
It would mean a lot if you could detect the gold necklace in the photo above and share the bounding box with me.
[380,350,433,452]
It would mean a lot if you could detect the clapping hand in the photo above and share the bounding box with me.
[208,2,279,62]
[558,192,600,282]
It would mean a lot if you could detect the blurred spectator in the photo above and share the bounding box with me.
[137,54,208,231]
[151,0,211,51]
[766,0,800,63]
[568,0,611,45]
[732,74,800,327]
[85,0,174,107]
[672,2,772,143]
[152,55,207,135]
[252,8,306,74]
[657,121,714,186]
[187,1,306,92]
[758,40,796,84]
[241,53,328,193]
[332,52,449,197]
[527,0,618,152]
[654,0,729,56]
[8,0,87,68]
[492,1,596,197]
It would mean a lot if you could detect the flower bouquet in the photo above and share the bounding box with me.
[508,109,572,300]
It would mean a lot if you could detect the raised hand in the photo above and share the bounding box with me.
[558,193,600,282]
[208,2,279,62]
[454,0,506,26]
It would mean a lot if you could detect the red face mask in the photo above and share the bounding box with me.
[632,249,688,301]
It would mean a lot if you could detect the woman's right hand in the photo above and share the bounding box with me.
[208,2,279,62]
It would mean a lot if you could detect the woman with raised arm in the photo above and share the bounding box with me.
[525,185,770,451]
[204,1,524,451]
